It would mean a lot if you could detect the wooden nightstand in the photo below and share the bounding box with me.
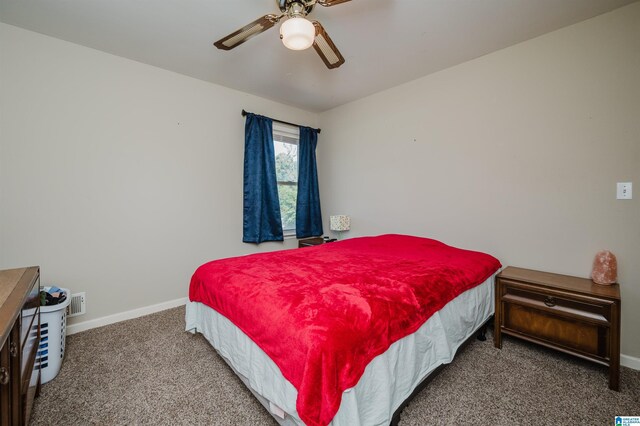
[298,237,325,248]
[494,266,621,390]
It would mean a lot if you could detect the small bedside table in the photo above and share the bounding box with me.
[298,237,329,248]
[494,266,621,390]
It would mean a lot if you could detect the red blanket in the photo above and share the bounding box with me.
[189,234,500,426]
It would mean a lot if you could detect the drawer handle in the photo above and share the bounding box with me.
[10,341,18,357]
[544,296,556,307]
[0,367,8,385]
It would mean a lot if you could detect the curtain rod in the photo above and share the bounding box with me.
[241,110,321,134]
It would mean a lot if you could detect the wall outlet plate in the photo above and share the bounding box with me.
[616,182,632,200]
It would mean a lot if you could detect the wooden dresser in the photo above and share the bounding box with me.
[0,267,41,425]
[494,266,621,390]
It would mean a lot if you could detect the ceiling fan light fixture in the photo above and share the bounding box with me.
[280,17,315,50]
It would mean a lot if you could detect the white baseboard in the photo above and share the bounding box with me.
[621,354,640,371]
[64,298,640,372]
[66,297,188,335]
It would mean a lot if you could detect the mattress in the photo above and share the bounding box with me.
[185,272,496,425]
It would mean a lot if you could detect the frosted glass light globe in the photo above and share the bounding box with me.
[280,17,315,51]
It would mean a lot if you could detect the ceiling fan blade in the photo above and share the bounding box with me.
[316,0,352,7]
[214,14,280,50]
[311,21,345,69]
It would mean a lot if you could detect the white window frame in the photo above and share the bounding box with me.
[273,123,300,238]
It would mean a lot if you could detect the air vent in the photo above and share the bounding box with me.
[67,292,86,317]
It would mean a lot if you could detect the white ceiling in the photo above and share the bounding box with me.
[1,0,636,112]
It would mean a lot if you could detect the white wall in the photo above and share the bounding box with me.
[0,23,317,326]
[2,4,639,359]
[318,3,640,357]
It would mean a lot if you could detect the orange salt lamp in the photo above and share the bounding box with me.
[591,250,617,285]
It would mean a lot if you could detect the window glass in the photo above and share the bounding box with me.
[273,124,299,235]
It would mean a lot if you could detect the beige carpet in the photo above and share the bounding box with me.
[30,306,639,425]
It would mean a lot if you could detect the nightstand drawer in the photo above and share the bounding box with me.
[501,280,612,324]
[503,303,608,358]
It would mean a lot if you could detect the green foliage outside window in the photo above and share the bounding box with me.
[275,144,298,232]
[278,184,297,231]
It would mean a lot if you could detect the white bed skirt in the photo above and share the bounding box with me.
[186,272,496,426]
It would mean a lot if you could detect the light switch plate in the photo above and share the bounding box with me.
[617,182,632,200]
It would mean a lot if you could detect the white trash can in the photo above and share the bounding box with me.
[37,287,71,384]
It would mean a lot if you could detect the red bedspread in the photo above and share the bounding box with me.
[189,234,501,426]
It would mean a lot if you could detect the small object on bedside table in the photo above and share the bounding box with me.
[329,215,350,240]
[591,250,617,285]
[494,266,621,391]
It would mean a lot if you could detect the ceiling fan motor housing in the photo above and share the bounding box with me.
[278,0,314,16]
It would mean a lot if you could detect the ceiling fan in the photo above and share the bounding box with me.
[214,0,351,69]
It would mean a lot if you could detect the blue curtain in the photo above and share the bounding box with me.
[296,126,323,238]
[243,113,283,243]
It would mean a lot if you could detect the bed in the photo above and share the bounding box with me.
[186,234,501,425]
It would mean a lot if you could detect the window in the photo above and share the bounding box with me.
[273,123,299,236]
